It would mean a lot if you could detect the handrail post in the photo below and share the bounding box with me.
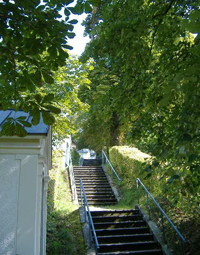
[137,179,139,204]
[84,197,87,223]
[161,212,166,243]
[81,185,83,206]
[147,193,150,219]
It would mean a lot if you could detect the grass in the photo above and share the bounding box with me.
[46,150,86,255]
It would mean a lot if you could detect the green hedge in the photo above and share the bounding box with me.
[109,146,151,186]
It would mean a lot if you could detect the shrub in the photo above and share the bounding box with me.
[109,146,151,187]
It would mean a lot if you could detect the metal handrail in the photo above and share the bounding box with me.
[68,154,78,204]
[102,150,121,182]
[136,178,186,255]
[80,179,99,252]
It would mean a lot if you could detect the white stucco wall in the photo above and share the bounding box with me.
[16,154,38,255]
[0,154,20,255]
[0,134,51,255]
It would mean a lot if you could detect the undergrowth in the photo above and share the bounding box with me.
[107,146,200,255]
[46,150,86,255]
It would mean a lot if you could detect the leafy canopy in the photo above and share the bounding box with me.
[0,0,91,136]
[78,0,200,207]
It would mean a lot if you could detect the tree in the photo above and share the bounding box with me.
[49,56,90,144]
[78,0,200,208]
[77,63,129,151]
[0,0,91,136]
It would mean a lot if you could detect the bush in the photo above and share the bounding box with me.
[109,146,151,187]
[109,146,200,255]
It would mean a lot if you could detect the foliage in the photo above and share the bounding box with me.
[109,146,151,184]
[77,64,130,151]
[71,148,80,165]
[78,0,200,214]
[0,0,93,136]
[48,56,90,144]
[108,146,200,255]
[109,146,151,202]
[47,150,85,255]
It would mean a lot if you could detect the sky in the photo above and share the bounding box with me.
[68,13,91,56]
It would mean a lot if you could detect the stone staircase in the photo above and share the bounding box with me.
[72,160,164,254]
[91,209,164,255]
[73,165,117,206]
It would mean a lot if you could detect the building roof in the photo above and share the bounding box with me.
[0,110,49,135]
[77,148,90,154]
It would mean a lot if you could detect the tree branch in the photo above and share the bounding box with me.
[149,0,175,56]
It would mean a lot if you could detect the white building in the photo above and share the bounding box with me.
[77,148,91,159]
[77,148,96,160]
[0,110,52,255]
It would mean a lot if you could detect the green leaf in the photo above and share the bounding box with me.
[18,120,32,128]
[85,2,92,13]
[48,46,58,59]
[17,116,27,121]
[188,154,198,162]
[45,105,61,114]
[167,175,180,184]
[159,93,171,107]
[1,121,15,136]
[68,19,78,25]
[35,94,42,103]
[66,32,76,39]
[182,20,200,33]
[64,7,71,16]
[68,4,84,15]
[43,94,54,103]
[64,0,74,6]
[30,108,40,126]
[190,10,200,22]
[62,44,73,50]
[42,111,55,125]
[42,71,54,84]
[34,70,42,86]
[15,122,27,137]
[25,81,35,92]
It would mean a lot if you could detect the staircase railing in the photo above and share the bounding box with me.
[136,178,186,255]
[102,150,121,183]
[80,179,99,253]
[68,153,78,204]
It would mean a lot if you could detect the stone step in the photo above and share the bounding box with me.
[94,220,147,230]
[95,227,151,236]
[98,241,160,253]
[92,215,143,223]
[98,249,163,255]
[91,210,140,217]
[97,233,154,244]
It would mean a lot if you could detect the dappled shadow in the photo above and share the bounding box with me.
[46,169,85,255]
[46,207,85,255]
[47,178,55,212]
